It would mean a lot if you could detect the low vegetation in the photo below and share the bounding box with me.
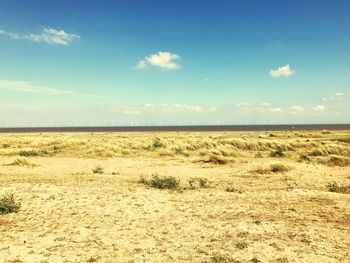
[256,163,291,174]
[140,174,180,190]
[0,193,21,215]
[6,157,37,167]
[188,177,211,189]
[326,182,350,194]
[92,165,104,174]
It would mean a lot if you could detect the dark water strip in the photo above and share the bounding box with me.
[0,124,349,133]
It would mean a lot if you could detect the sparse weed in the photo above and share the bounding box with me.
[203,155,227,165]
[236,241,248,250]
[0,193,21,215]
[19,149,47,157]
[251,257,261,263]
[329,156,350,167]
[336,138,350,144]
[271,148,285,157]
[225,186,236,192]
[270,164,290,173]
[211,254,240,263]
[152,138,164,149]
[188,178,211,189]
[255,151,263,158]
[140,174,180,190]
[326,182,350,194]
[7,157,37,167]
[92,165,104,174]
[299,154,310,162]
[2,143,10,149]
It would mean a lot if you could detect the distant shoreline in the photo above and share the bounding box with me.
[0,124,349,133]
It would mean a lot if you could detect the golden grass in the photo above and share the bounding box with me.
[0,130,349,262]
[5,157,37,167]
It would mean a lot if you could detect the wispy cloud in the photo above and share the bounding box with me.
[313,105,325,112]
[322,92,345,102]
[290,105,305,113]
[110,103,216,114]
[0,27,80,46]
[270,64,295,78]
[0,80,74,95]
[236,102,283,113]
[136,52,180,70]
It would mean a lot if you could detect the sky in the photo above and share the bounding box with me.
[0,0,349,126]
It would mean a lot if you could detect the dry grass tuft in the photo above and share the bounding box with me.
[256,163,291,174]
[139,174,180,190]
[6,157,37,167]
[326,182,350,194]
[0,193,21,214]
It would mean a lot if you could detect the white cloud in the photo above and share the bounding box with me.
[0,80,74,95]
[110,103,216,114]
[322,92,345,102]
[136,52,180,70]
[237,102,283,113]
[335,92,345,97]
[173,104,216,113]
[290,105,305,113]
[0,27,79,46]
[313,105,325,112]
[270,64,295,78]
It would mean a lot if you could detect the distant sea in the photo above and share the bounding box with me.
[0,124,349,133]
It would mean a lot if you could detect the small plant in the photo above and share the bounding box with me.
[140,174,180,190]
[251,257,261,263]
[92,165,104,174]
[0,193,21,214]
[152,138,164,149]
[254,152,263,158]
[211,254,240,263]
[329,156,350,167]
[236,241,248,250]
[225,186,236,192]
[188,178,211,189]
[253,219,261,225]
[19,149,47,157]
[7,157,37,167]
[336,138,350,144]
[174,147,184,155]
[2,143,10,149]
[270,164,290,173]
[299,154,310,162]
[326,182,350,194]
[271,148,285,157]
[19,150,40,157]
[203,155,227,165]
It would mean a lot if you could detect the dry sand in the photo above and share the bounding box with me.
[0,131,349,262]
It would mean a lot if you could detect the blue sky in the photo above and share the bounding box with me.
[0,0,349,126]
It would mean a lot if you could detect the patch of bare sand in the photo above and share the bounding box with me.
[0,137,349,262]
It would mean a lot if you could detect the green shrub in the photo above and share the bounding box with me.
[140,174,180,190]
[2,143,10,149]
[19,149,47,157]
[0,193,21,214]
[92,165,104,174]
[327,182,350,194]
[299,154,310,162]
[152,138,164,149]
[271,148,285,157]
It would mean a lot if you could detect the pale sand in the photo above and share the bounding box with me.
[0,131,349,262]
